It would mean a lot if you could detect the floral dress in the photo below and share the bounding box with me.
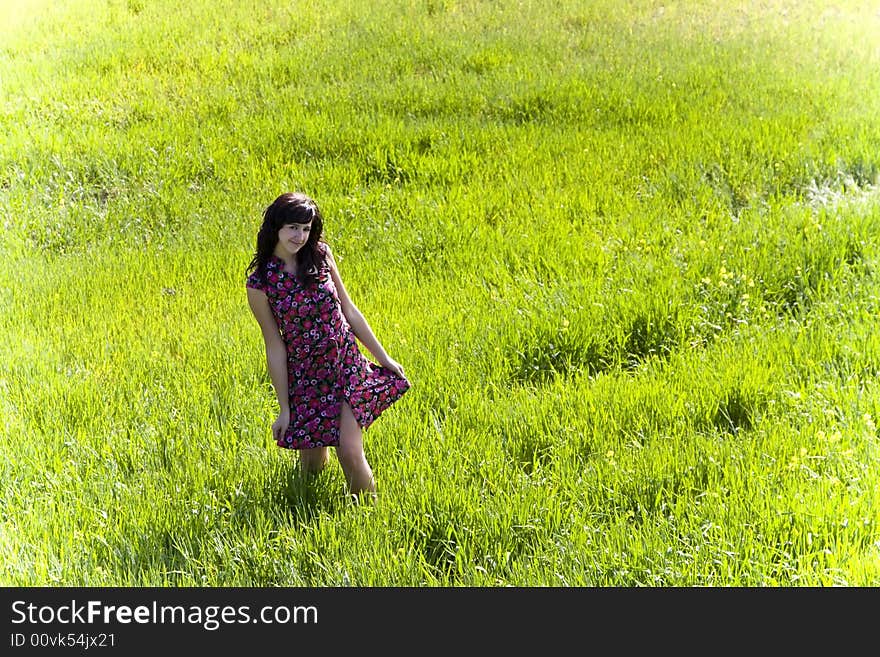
[246,244,410,449]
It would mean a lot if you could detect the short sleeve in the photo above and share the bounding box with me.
[245,270,264,292]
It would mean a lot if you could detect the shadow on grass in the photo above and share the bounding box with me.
[707,386,766,436]
[83,451,360,585]
[268,454,350,525]
[509,310,682,386]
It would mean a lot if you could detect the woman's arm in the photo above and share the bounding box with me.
[325,247,405,378]
[247,287,291,442]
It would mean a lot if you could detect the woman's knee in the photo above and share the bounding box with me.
[335,439,366,471]
[300,447,329,473]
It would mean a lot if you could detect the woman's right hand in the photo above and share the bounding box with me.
[271,409,291,443]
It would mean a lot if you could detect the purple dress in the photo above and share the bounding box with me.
[246,244,410,449]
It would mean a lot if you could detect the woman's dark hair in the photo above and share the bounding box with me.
[246,192,325,287]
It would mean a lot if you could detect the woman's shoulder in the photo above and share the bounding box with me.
[246,268,264,290]
[318,241,334,268]
[246,258,281,291]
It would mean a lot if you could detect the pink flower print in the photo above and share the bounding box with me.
[253,253,409,450]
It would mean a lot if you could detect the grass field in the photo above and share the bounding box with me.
[1,0,879,586]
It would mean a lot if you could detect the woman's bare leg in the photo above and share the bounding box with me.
[335,402,376,498]
[299,447,329,475]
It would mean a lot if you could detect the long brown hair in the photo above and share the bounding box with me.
[246,192,326,287]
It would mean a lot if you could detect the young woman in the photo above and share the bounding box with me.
[245,192,410,498]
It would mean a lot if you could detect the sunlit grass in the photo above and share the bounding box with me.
[1,0,879,586]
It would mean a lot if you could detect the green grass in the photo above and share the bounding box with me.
[1,0,879,585]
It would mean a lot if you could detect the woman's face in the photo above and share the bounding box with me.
[274,221,312,258]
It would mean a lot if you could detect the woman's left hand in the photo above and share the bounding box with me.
[380,356,406,378]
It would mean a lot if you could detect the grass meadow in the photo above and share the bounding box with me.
[1,0,880,586]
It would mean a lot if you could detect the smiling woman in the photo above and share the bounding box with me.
[245,192,410,500]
